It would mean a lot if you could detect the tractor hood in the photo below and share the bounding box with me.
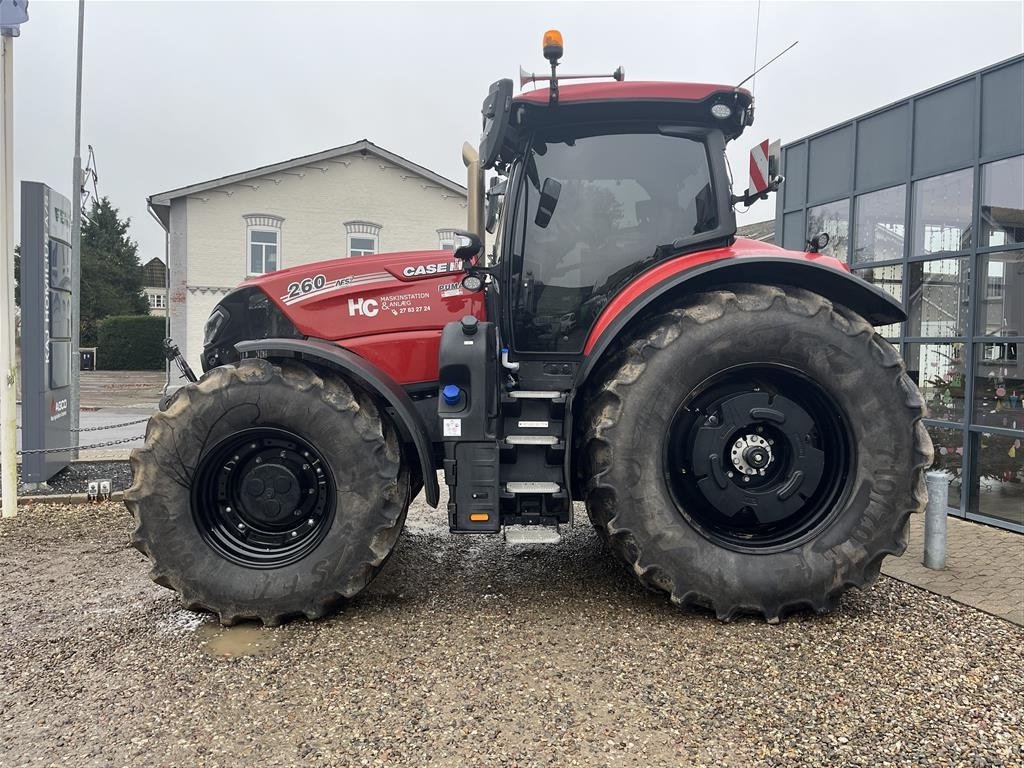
[201,248,486,381]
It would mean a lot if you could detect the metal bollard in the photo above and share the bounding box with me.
[923,471,951,570]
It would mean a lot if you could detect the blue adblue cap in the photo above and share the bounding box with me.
[442,384,462,406]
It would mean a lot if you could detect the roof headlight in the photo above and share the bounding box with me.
[710,103,732,120]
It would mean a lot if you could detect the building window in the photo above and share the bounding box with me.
[980,155,1024,248]
[906,257,970,337]
[437,228,458,252]
[147,293,166,309]
[912,168,973,256]
[344,221,382,257]
[244,214,284,275]
[349,236,377,257]
[853,264,903,339]
[806,199,849,261]
[249,230,279,274]
[852,185,905,264]
[969,430,1024,527]
[905,341,967,423]
[977,251,1023,337]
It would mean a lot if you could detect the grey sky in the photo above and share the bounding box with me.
[12,1,1024,262]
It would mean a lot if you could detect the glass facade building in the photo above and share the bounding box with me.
[776,55,1024,532]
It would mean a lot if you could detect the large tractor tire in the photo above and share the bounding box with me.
[580,284,932,622]
[125,358,409,626]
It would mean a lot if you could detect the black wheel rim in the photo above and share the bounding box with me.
[665,364,853,552]
[192,427,336,569]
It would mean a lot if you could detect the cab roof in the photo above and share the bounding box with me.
[514,80,751,106]
[508,80,753,142]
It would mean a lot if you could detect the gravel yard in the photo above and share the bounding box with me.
[1,497,1022,768]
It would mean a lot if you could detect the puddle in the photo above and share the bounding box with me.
[195,622,283,658]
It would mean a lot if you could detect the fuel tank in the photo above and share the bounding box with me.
[243,249,486,385]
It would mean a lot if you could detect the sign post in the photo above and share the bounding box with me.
[0,0,28,517]
[69,0,84,455]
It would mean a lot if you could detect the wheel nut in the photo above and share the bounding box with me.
[237,523,245,530]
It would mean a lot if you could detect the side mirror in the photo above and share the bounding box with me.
[534,177,562,229]
[451,229,483,266]
[485,177,507,234]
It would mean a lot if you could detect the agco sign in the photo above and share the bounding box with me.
[21,182,75,484]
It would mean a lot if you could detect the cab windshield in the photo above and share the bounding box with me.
[511,127,718,353]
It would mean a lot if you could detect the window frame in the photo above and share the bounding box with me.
[343,220,383,258]
[243,214,284,276]
[347,233,378,257]
[247,226,281,275]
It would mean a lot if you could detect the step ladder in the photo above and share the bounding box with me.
[499,386,570,528]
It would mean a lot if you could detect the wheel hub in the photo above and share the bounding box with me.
[241,463,303,525]
[729,434,773,475]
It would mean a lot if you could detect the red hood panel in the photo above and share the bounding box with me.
[247,249,485,384]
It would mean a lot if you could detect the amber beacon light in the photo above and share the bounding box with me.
[543,29,564,62]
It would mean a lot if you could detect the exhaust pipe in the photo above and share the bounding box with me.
[462,142,485,242]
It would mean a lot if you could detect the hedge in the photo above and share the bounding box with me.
[96,315,166,370]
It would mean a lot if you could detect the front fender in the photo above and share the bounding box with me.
[236,337,439,508]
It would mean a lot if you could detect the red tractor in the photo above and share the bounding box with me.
[127,33,931,625]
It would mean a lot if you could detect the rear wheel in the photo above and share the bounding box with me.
[125,359,410,625]
[580,284,932,621]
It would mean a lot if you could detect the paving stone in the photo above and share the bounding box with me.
[882,514,1024,626]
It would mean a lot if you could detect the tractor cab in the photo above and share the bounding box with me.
[474,38,754,357]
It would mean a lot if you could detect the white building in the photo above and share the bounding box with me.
[148,139,468,370]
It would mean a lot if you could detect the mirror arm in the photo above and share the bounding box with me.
[730,175,784,207]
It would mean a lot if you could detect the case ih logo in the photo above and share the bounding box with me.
[402,261,460,278]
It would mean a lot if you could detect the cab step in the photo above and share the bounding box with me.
[503,525,562,545]
[506,390,566,402]
[505,434,560,446]
[505,481,560,494]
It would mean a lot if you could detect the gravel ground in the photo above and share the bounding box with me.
[1,498,1022,768]
[11,460,134,497]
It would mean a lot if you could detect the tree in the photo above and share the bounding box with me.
[80,197,149,346]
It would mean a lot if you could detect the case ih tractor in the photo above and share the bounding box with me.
[126,32,931,625]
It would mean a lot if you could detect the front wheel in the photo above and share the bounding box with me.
[580,284,932,621]
[125,359,410,625]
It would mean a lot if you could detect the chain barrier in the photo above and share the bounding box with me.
[16,434,144,456]
[16,416,151,432]
[72,417,151,433]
